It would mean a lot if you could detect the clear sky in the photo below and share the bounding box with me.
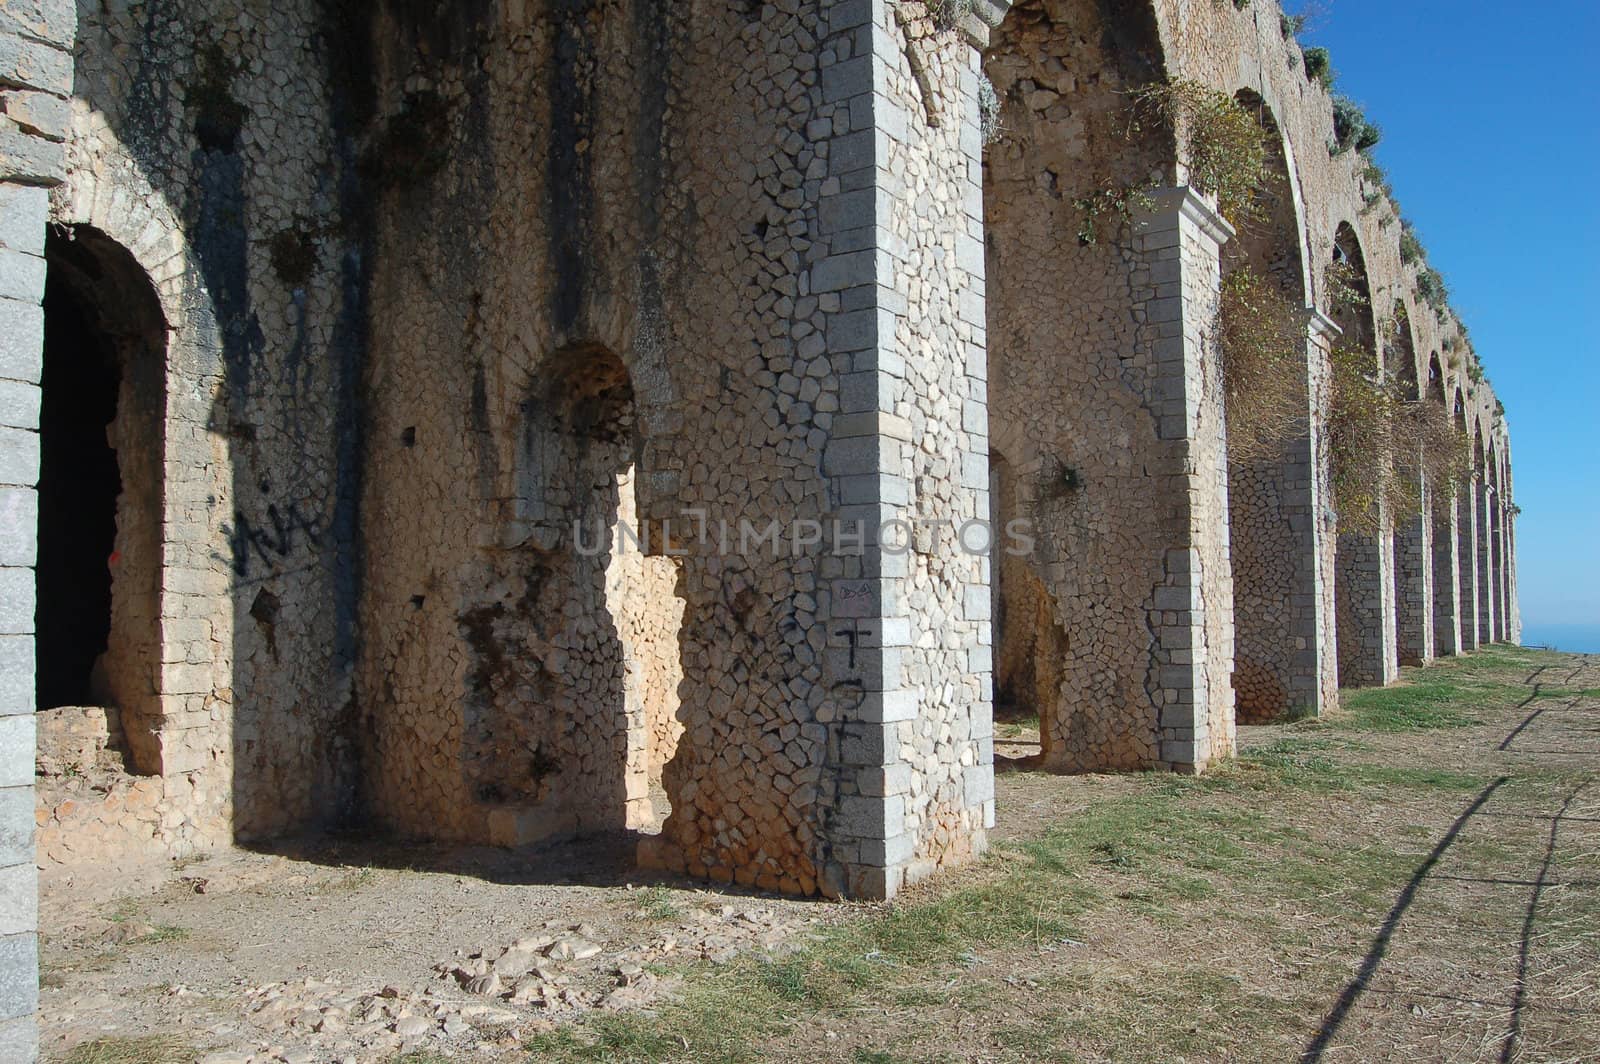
[1295,0,1600,630]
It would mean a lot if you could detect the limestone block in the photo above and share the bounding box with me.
[0,186,44,256]
[0,487,33,567]
[0,570,31,636]
[0,299,40,383]
[0,863,34,936]
[0,932,36,1021]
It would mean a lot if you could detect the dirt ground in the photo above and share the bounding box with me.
[39,648,1600,1063]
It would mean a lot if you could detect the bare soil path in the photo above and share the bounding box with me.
[42,648,1600,1063]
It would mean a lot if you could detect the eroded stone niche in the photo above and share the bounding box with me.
[455,345,686,846]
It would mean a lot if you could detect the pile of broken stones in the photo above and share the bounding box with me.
[196,904,805,1063]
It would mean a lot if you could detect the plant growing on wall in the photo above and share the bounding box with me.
[1326,258,1370,313]
[1071,181,1156,245]
[1415,267,1450,322]
[1399,222,1424,266]
[1328,344,1401,536]
[1330,95,1382,155]
[1131,79,1270,225]
[1302,47,1334,89]
[1073,79,1276,243]
[1217,266,1310,461]
[1328,346,1467,533]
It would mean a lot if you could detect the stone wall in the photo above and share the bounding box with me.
[2,0,76,1056]
[983,0,1236,774]
[354,0,993,898]
[0,0,1528,1045]
[38,0,371,863]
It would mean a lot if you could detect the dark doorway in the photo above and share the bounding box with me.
[36,242,124,707]
[36,227,167,772]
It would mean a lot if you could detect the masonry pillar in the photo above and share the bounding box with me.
[1395,473,1434,666]
[1336,507,1400,687]
[0,1,74,1057]
[1132,188,1237,771]
[1431,484,1463,656]
[1504,482,1521,643]
[1302,312,1342,714]
[1476,473,1497,643]
[1484,480,1497,640]
[804,0,1005,898]
[1457,475,1481,650]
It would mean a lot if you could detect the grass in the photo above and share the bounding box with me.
[1335,665,1521,730]
[132,925,191,945]
[62,1036,196,1064]
[523,725,1507,1063]
[634,884,683,921]
[995,713,1041,740]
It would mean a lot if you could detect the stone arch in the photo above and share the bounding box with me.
[455,340,689,845]
[36,226,167,775]
[45,120,238,850]
[1453,391,1480,648]
[1427,352,1446,405]
[1220,92,1324,723]
[1473,423,1497,642]
[979,0,1241,771]
[981,0,1194,773]
[1391,302,1420,400]
[1387,302,1429,665]
[1226,89,1309,302]
[1329,220,1397,688]
[1425,352,1461,656]
[1330,222,1377,356]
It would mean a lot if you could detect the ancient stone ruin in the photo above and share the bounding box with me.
[0,0,1520,1056]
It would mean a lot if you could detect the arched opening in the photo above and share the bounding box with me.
[981,0,1174,772]
[1329,223,1397,688]
[1472,438,1497,640]
[1220,92,1316,723]
[1388,308,1431,666]
[36,226,166,775]
[1454,395,1478,649]
[988,450,1065,767]
[1427,354,1461,655]
[464,344,686,845]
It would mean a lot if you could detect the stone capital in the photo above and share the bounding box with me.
[1307,308,1342,342]
[956,0,1011,49]
[1136,186,1236,248]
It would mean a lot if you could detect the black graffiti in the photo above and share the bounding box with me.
[834,620,875,670]
[227,498,324,577]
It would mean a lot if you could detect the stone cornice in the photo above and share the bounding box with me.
[957,0,1010,49]
[1307,309,1343,341]
[1137,186,1237,247]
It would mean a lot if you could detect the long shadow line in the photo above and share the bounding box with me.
[1500,778,1593,1064]
[1498,687,1554,751]
[1300,776,1509,1063]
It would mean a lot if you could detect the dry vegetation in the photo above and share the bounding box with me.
[520,647,1598,1063]
[45,648,1596,1064]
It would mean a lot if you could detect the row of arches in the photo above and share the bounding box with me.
[978,0,1516,775]
[22,0,1519,902]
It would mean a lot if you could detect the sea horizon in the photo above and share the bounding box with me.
[1520,622,1600,656]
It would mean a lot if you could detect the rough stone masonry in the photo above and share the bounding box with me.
[0,0,1520,1057]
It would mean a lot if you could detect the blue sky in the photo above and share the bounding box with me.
[1296,0,1600,629]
